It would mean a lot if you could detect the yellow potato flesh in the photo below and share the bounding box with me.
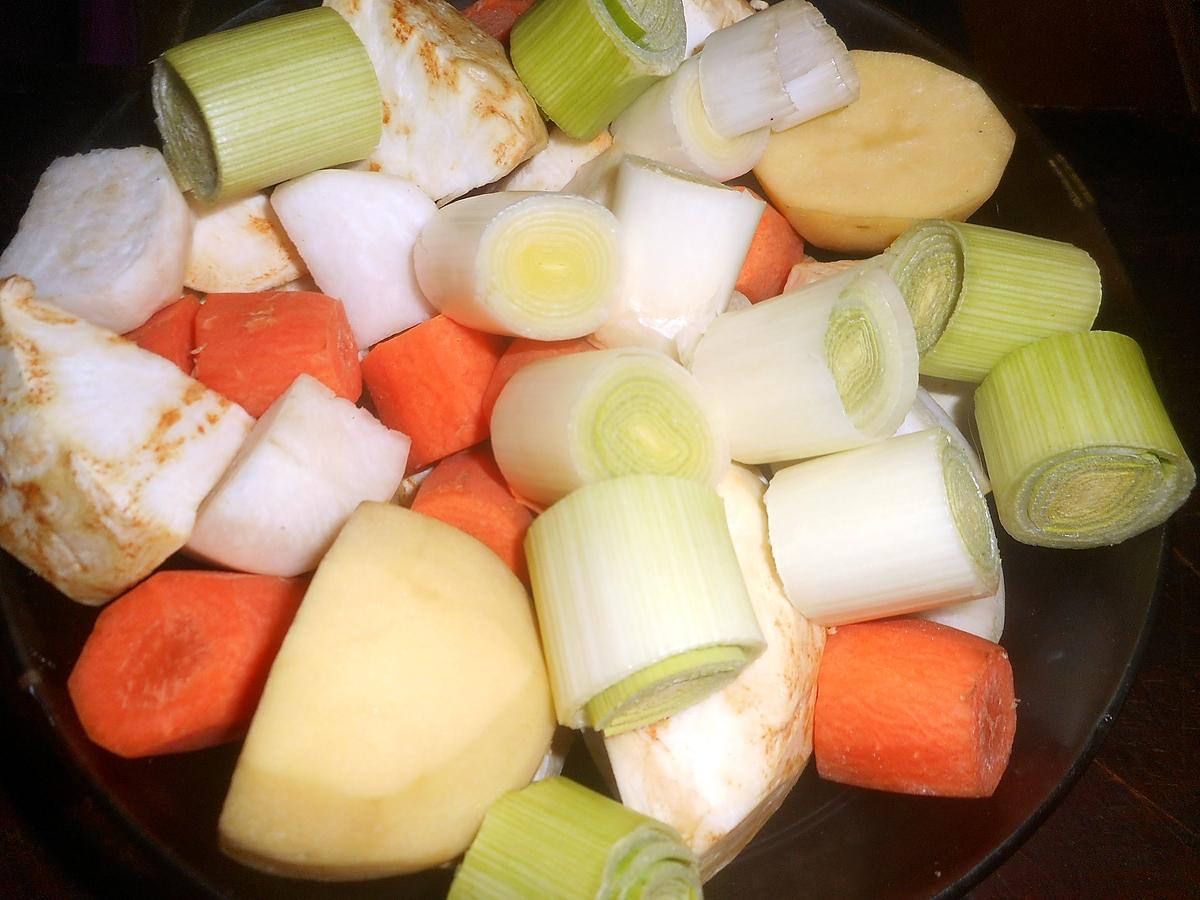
[754,50,1015,253]
[218,501,555,879]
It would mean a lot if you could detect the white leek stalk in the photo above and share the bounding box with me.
[611,55,769,182]
[526,475,764,734]
[887,219,1103,381]
[510,0,686,140]
[974,330,1194,548]
[604,465,824,879]
[152,8,381,202]
[491,347,728,508]
[697,0,858,138]
[690,263,918,464]
[765,428,1000,626]
[911,568,1005,643]
[561,144,628,207]
[414,192,620,340]
[895,386,990,493]
[448,776,701,899]
[593,155,763,359]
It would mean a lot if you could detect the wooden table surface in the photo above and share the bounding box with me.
[0,1,1197,897]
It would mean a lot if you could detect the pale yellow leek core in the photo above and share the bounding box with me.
[826,306,881,429]
[942,441,999,590]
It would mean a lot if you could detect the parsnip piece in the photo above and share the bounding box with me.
[682,0,755,55]
[186,374,411,577]
[604,465,824,879]
[324,0,547,204]
[185,191,305,293]
[754,50,1015,253]
[490,127,613,192]
[0,277,252,604]
[0,147,191,333]
[219,502,555,879]
[271,170,437,348]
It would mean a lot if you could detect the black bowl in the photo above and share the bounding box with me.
[0,1,1162,897]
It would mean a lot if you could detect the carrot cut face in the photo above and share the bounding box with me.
[462,0,535,42]
[123,294,200,372]
[412,445,534,580]
[814,618,1016,798]
[192,291,361,417]
[362,315,508,472]
[67,571,308,758]
[480,336,595,424]
[733,186,806,303]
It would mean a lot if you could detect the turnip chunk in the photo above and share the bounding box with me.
[0,277,252,605]
[271,170,437,348]
[603,465,825,880]
[0,147,190,333]
[185,192,305,293]
[186,374,411,577]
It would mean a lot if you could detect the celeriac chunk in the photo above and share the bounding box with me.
[0,277,252,604]
[185,191,305,293]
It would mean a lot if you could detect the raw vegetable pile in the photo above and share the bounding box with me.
[0,0,1193,896]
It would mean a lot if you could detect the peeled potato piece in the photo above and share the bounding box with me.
[754,50,1015,253]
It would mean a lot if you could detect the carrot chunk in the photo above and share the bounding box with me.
[123,294,200,372]
[67,571,308,758]
[462,0,535,42]
[362,315,508,472]
[480,336,595,423]
[412,445,534,580]
[192,291,361,417]
[813,618,1016,797]
[733,186,806,303]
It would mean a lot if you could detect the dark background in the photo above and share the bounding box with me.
[0,1,1197,897]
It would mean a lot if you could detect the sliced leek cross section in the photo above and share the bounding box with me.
[975,330,1194,548]
[526,475,764,736]
[887,219,1102,382]
[448,776,701,899]
[414,192,620,340]
[152,7,382,203]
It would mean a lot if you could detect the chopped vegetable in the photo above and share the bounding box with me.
[814,618,1016,797]
[448,776,701,898]
[680,0,755,56]
[152,7,382,202]
[462,0,535,42]
[489,127,614,192]
[122,294,200,373]
[909,569,1005,643]
[185,191,305,293]
[526,474,764,735]
[974,330,1194,548]
[0,147,191,333]
[894,385,990,494]
[67,571,308,758]
[412,444,534,580]
[782,256,857,292]
[480,336,596,423]
[732,186,806,303]
[491,347,728,508]
[361,314,508,472]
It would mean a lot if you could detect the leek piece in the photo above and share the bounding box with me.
[765,428,1000,626]
[697,0,858,139]
[895,386,990,493]
[689,262,918,464]
[448,776,701,899]
[974,330,1194,548]
[414,192,620,340]
[610,56,769,182]
[886,219,1102,382]
[510,0,686,140]
[491,347,728,509]
[526,475,764,733]
[152,8,382,203]
[911,569,1005,643]
[593,155,764,359]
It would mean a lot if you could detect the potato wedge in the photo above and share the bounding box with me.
[754,50,1015,253]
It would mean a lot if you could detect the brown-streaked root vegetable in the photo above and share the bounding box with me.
[185,191,305,293]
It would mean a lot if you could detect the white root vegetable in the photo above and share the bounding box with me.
[0,147,191,333]
[603,465,824,880]
[682,0,755,55]
[489,127,613,192]
[185,191,305,293]
[271,169,437,348]
[186,374,411,577]
[0,277,251,604]
[910,568,1005,643]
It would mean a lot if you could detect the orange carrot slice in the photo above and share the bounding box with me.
[411,444,534,580]
[123,294,200,372]
[67,571,308,758]
[733,186,806,303]
[192,291,361,417]
[362,315,508,473]
[463,0,535,42]
[480,336,595,423]
[814,618,1016,797]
